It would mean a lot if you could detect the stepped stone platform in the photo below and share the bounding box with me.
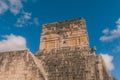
[36,46,112,80]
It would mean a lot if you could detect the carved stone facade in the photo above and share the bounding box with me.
[40,18,89,51]
[0,18,113,80]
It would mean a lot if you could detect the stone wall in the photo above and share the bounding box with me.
[0,48,112,80]
[36,47,113,80]
[0,50,44,80]
[40,18,89,51]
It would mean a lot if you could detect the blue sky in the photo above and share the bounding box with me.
[0,0,120,79]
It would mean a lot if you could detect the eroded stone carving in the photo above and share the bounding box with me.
[40,18,89,52]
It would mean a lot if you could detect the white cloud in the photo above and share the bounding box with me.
[23,12,31,19]
[0,34,27,52]
[9,0,23,15]
[15,12,39,27]
[113,44,120,53]
[15,12,32,27]
[100,18,120,42]
[116,18,120,25]
[100,54,114,71]
[102,28,109,35]
[0,0,23,15]
[0,0,39,27]
[0,1,8,14]
[33,17,39,26]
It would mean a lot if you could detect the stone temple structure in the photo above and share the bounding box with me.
[0,18,113,80]
[40,18,89,51]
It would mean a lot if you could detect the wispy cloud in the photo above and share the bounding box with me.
[100,53,114,71]
[0,0,39,27]
[0,0,23,15]
[15,11,39,27]
[0,1,8,14]
[15,11,32,27]
[33,17,39,26]
[0,34,27,52]
[9,0,23,15]
[113,43,120,53]
[100,18,120,42]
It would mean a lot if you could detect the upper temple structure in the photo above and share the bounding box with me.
[40,18,89,51]
[0,18,113,80]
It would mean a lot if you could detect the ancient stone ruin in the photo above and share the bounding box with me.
[0,18,113,80]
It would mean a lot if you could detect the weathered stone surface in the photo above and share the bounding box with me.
[0,50,45,80]
[40,18,89,51]
[36,46,112,80]
[37,18,113,80]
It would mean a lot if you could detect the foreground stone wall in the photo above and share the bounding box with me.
[0,50,44,80]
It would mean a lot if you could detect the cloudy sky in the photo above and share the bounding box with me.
[0,0,120,79]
